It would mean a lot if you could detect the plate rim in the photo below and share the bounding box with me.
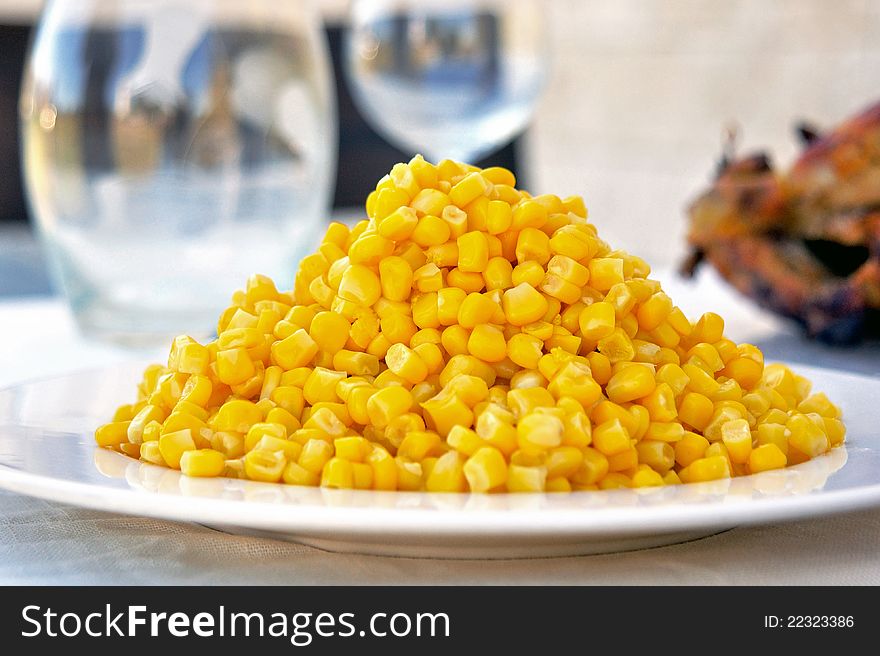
[1,362,878,539]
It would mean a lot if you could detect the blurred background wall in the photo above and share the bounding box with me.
[2,0,880,268]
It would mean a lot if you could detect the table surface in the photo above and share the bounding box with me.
[1,269,879,584]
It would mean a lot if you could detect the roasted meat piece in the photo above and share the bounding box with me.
[684,101,880,343]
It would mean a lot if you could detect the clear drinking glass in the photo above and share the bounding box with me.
[344,0,549,164]
[20,0,337,344]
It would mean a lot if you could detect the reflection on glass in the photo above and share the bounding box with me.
[344,0,549,163]
[21,0,336,344]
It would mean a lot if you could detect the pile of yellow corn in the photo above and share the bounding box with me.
[96,157,845,492]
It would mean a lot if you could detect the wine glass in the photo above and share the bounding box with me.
[344,0,549,166]
[20,0,337,344]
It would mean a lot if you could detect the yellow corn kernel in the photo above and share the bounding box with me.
[748,443,787,473]
[457,292,496,328]
[215,348,255,386]
[720,418,752,464]
[592,419,631,456]
[411,292,440,329]
[380,312,419,345]
[176,341,210,375]
[678,392,713,431]
[408,154,438,187]
[511,199,548,231]
[308,311,350,355]
[643,421,685,442]
[253,436,302,462]
[410,214,451,248]
[544,477,570,493]
[505,333,542,369]
[425,451,467,492]
[438,325,468,356]
[367,386,413,429]
[434,287,465,326]
[755,422,789,456]
[271,329,318,370]
[583,353,610,387]
[337,264,381,307]
[636,292,673,332]
[331,350,378,377]
[484,256,513,291]
[244,421,287,452]
[548,361,602,408]
[158,429,196,469]
[797,392,841,418]
[444,267,483,292]
[630,466,664,488]
[370,186,409,220]
[396,431,440,462]
[394,457,423,491]
[413,342,444,374]
[674,431,710,467]
[95,421,131,448]
[467,324,507,363]
[635,440,675,473]
[384,343,429,384]
[127,404,167,445]
[449,171,491,207]
[411,263,443,293]
[607,445,638,472]
[376,256,413,303]
[598,328,635,364]
[374,369,409,389]
[463,446,508,492]
[506,464,548,492]
[682,363,720,397]
[443,426,481,458]
[689,312,725,345]
[511,261,544,288]
[597,473,631,489]
[567,448,605,486]
[515,227,551,265]
[422,393,474,438]
[366,447,397,490]
[322,221,350,249]
[330,435,369,462]
[544,446,583,479]
[270,386,305,418]
[539,274,579,305]
[640,382,677,421]
[485,199,512,235]
[588,258,624,291]
[456,231,489,273]
[282,461,320,486]
[320,457,354,488]
[680,455,730,483]
[824,417,846,446]
[298,438,334,474]
[606,364,655,403]
[516,412,564,452]
[502,283,548,327]
[547,255,589,287]
[140,441,165,465]
[141,420,163,444]
[348,233,395,266]
[471,406,515,456]
[787,413,829,457]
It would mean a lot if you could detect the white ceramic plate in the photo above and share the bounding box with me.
[0,363,878,558]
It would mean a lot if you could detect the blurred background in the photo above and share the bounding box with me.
[2,0,880,347]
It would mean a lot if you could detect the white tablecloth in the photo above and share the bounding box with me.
[1,275,879,585]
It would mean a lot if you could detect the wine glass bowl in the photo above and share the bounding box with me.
[344,0,549,165]
[20,0,337,344]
